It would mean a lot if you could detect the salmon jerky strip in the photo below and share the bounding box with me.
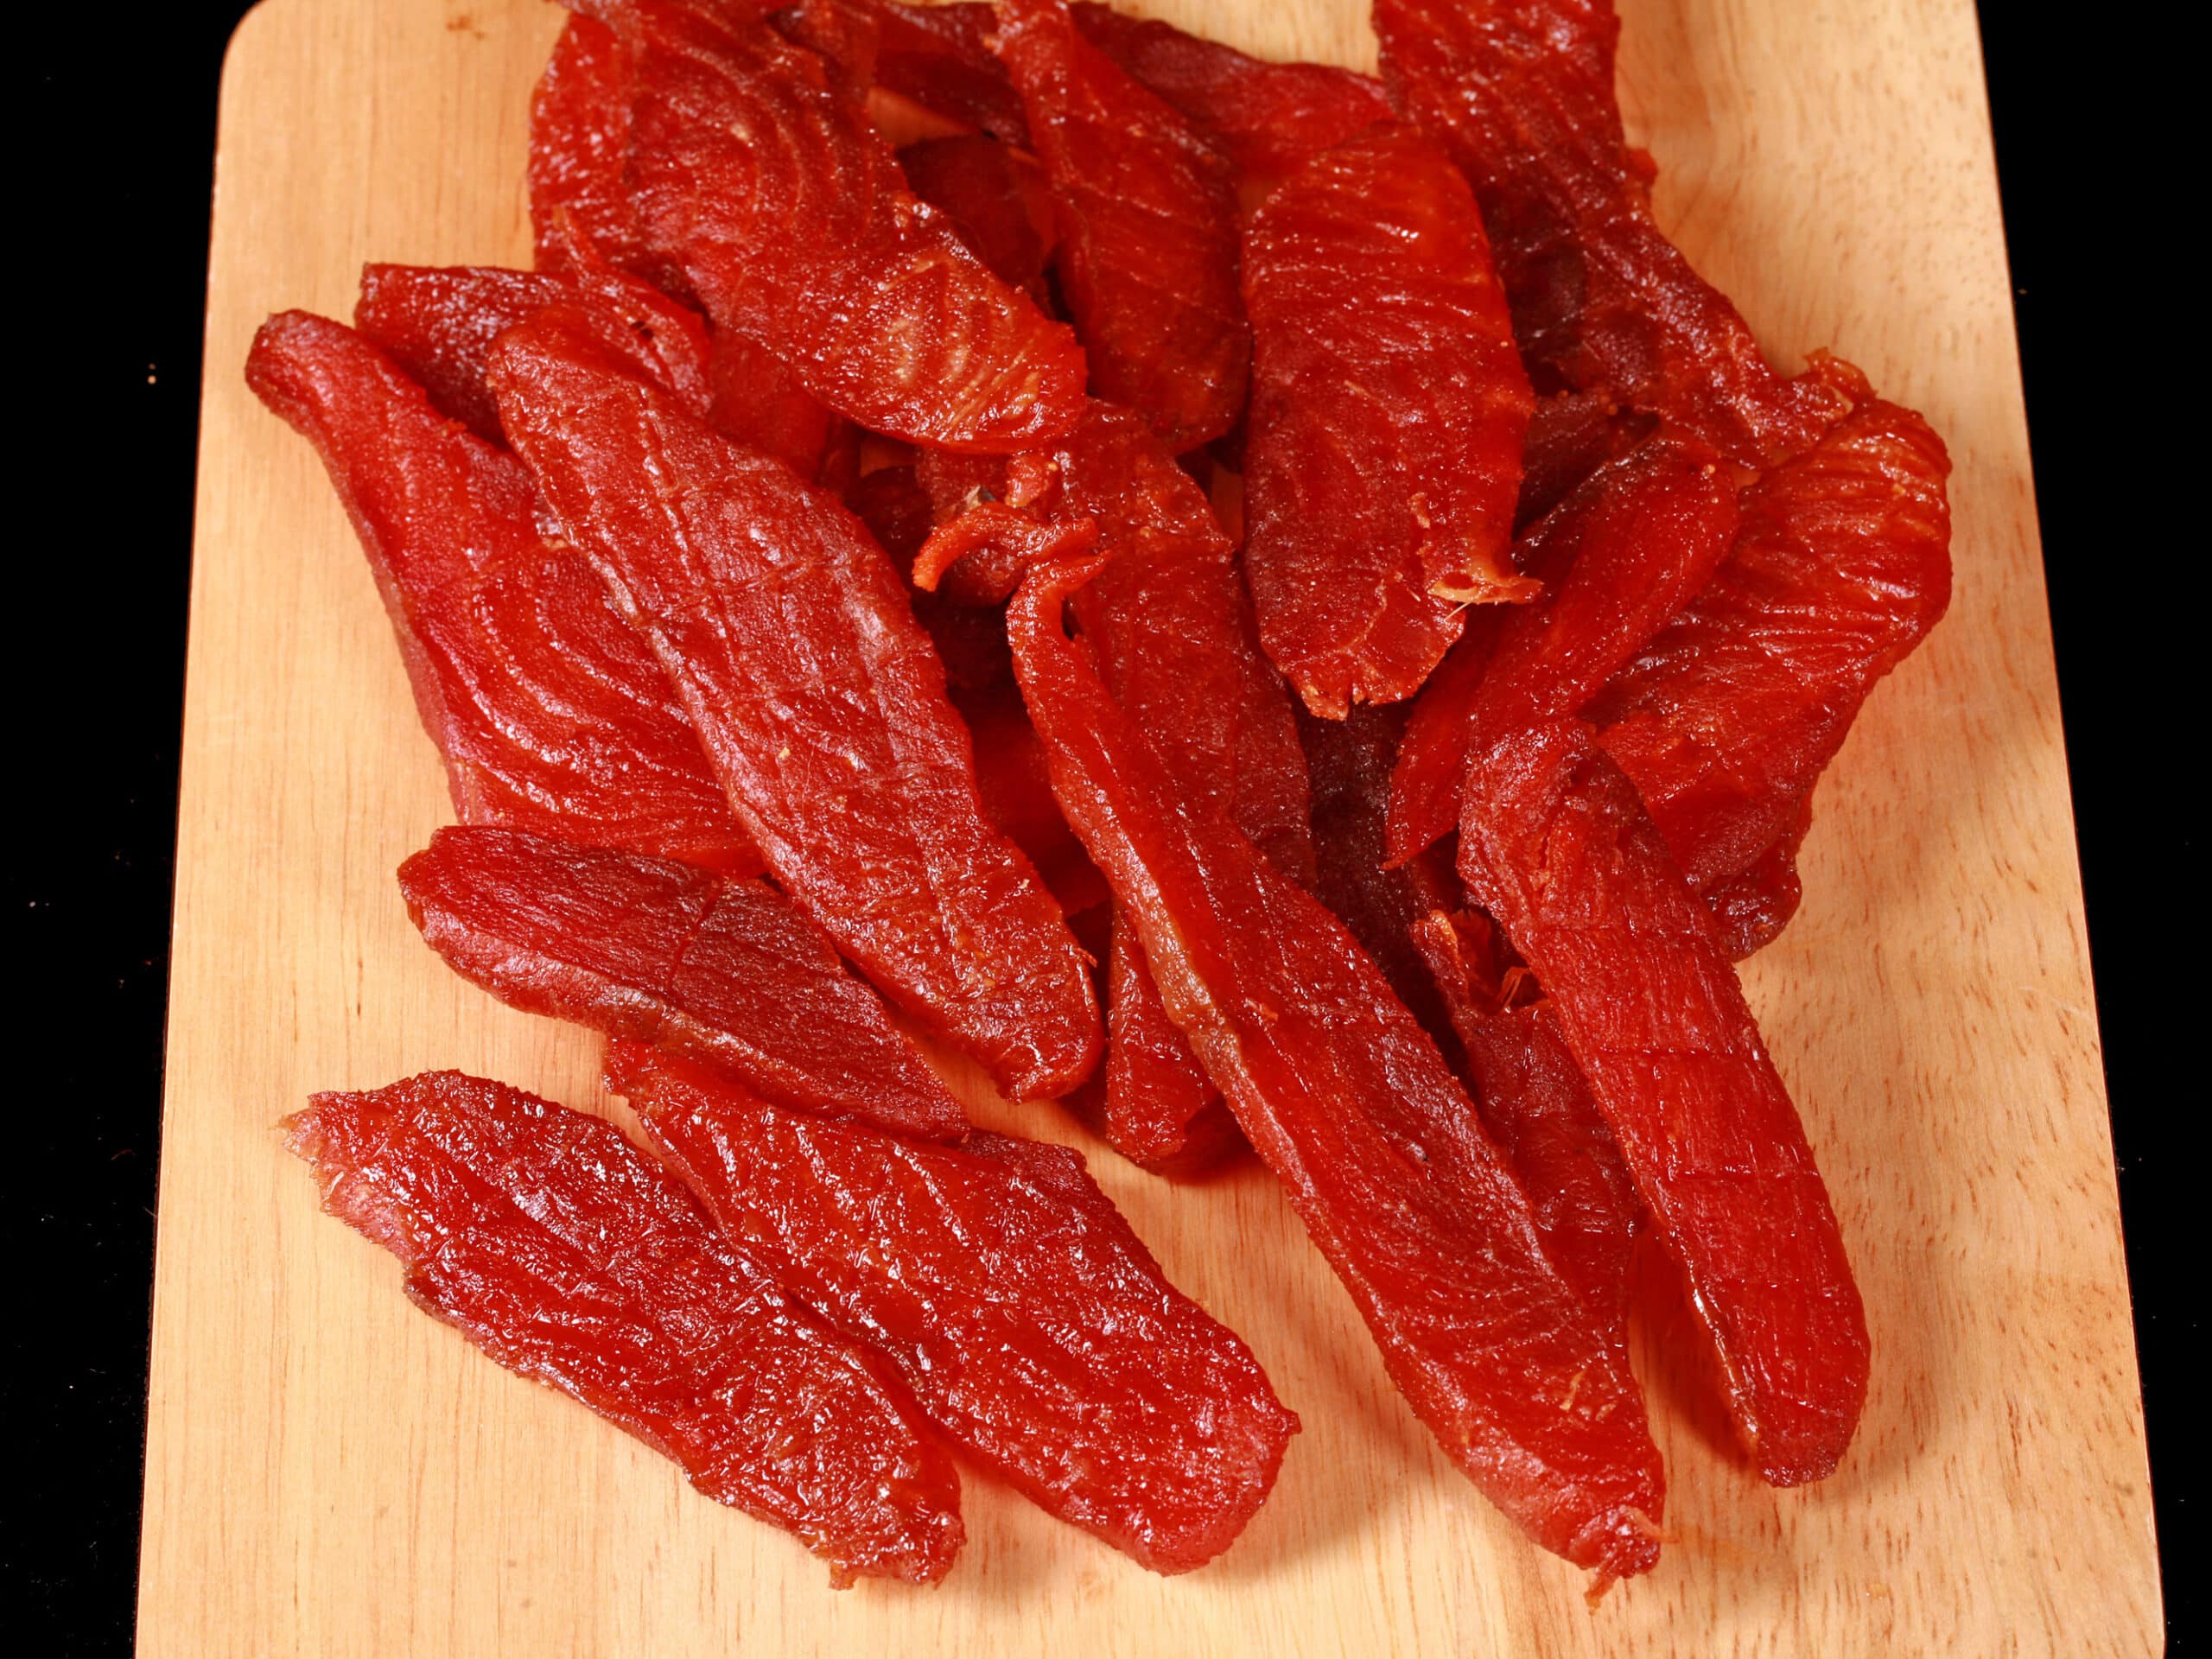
[1243,122,1534,718]
[284,1071,963,1586]
[1009,556,1666,1581]
[617,1044,1298,1573]
[400,825,966,1141]
[245,310,761,875]
[586,0,1085,452]
[490,311,1101,1099]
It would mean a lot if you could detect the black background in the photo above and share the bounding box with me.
[8,3,2190,1652]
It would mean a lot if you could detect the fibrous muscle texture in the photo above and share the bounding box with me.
[245,309,762,877]
[491,312,1101,1100]
[399,825,966,1140]
[617,1044,1297,1573]
[1243,121,1535,717]
[583,0,1086,452]
[995,0,1249,453]
[1010,558,1665,1580]
[285,1071,963,1586]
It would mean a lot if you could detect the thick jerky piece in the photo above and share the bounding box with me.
[594,0,1084,453]
[1071,2,1389,188]
[353,247,714,445]
[897,134,1057,297]
[398,825,964,1140]
[1054,403,1314,887]
[1374,0,1840,465]
[1103,910,1242,1175]
[1456,716,1870,1484]
[1589,361,1954,887]
[1009,558,1665,1581]
[1031,404,1312,1170]
[283,1071,962,1586]
[1243,124,1535,717]
[245,311,761,876]
[616,1045,1297,1573]
[528,14,651,275]
[492,315,1100,1099]
[1406,907,1639,1332]
[1385,439,1740,867]
[995,0,1249,453]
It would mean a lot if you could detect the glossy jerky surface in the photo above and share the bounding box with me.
[1385,440,1740,867]
[398,825,965,1140]
[1050,402,1314,887]
[1455,716,1870,1484]
[1589,360,1954,887]
[245,310,762,875]
[591,0,1085,452]
[1002,402,1313,1167]
[528,13,652,274]
[1374,0,1842,466]
[353,249,715,445]
[1243,123,1535,716]
[995,0,1250,453]
[1009,559,1665,1580]
[897,134,1057,297]
[1071,3,1390,188]
[284,1071,963,1586]
[617,1045,1297,1573]
[490,315,1100,1099]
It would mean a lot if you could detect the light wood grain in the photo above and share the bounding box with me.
[137,1,2159,1653]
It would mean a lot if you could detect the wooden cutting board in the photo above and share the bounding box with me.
[137,2,2160,1653]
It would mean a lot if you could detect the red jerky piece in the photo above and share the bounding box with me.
[1243,123,1535,717]
[594,0,1084,453]
[353,244,714,446]
[1010,558,1665,1580]
[1300,704,1639,1328]
[1386,438,1740,867]
[995,0,1249,453]
[1103,909,1242,1175]
[1589,360,1954,887]
[772,0,881,99]
[617,1044,1298,1573]
[872,1,1031,144]
[1456,716,1870,1484]
[491,314,1100,1100]
[245,311,761,876]
[1071,2,1390,189]
[1054,403,1313,886]
[1030,403,1312,1171]
[1374,0,1840,465]
[284,1071,963,1586]
[1407,907,1639,1332]
[398,824,964,1140]
[528,14,652,275]
[897,134,1057,297]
